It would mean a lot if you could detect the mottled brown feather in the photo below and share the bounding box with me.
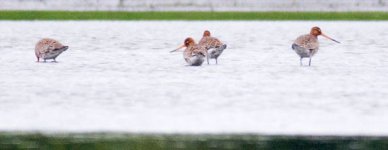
[35,38,65,57]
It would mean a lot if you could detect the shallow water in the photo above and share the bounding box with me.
[0,21,388,135]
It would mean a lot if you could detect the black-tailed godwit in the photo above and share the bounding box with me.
[35,38,68,62]
[198,30,227,64]
[292,27,340,66]
[171,37,206,66]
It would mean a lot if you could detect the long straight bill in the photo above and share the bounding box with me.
[170,45,185,53]
[322,33,340,43]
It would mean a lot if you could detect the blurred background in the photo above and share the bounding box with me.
[1,0,388,11]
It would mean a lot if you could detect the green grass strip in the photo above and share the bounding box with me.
[1,11,388,20]
[1,132,388,150]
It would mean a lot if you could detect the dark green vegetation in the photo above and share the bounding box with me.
[1,11,388,20]
[1,132,388,150]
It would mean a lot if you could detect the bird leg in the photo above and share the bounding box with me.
[308,49,313,66]
[206,52,210,65]
[216,58,218,64]
[300,57,303,66]
[36,57,40,62]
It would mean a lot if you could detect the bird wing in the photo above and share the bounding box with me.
[294,34,319,50]
[199,37,223,49]
[35,42,51,54]
[192,44,207,56]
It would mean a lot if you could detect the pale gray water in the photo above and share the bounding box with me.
[0,21,388,135]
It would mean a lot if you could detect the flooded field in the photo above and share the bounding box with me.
[0,21,388,135]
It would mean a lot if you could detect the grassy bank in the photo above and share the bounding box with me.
[1,133,388,150]
[1,11,388,20]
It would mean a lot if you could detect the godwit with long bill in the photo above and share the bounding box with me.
[170,37,206,66]
[292,26,340,66]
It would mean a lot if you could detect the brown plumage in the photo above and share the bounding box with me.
[182,38,206,60]
[198,30,223,50]
[198,30,227,64]
[35,38,68,62]
[292,27,340,66]
[171,37,206,66]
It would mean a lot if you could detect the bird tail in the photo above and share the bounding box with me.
[220,44,227,51]
[292,44,301,50]
[211,44,227,58]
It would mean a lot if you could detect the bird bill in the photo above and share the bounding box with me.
[322,33,340,43]
[170,45,185,53]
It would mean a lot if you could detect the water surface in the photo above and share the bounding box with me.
[0,21,388,135]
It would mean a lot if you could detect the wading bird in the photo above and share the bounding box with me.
[35,38,69,62]
[170,37,206,66]
[198,30,227,64]
[292,27,340,66]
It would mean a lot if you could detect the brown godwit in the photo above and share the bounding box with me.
[292,26,340,66]
[35,38,69,62]
[170,37,206,66]
[198,30,227,64]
